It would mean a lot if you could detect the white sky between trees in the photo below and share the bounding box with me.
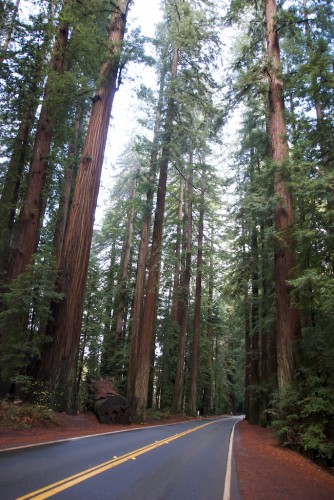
[97,0,163,223]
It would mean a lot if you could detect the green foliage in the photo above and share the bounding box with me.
[269,379,334,465]
[0,251,63,393]
[0,400,59,429]
[146,407,173,421]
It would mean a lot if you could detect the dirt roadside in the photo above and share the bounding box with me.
[1,412,334,499]
[235,419,334,500]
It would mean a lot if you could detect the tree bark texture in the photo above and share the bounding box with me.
[0,20,51,282]
[173,158,193,413]
[53,102,83,267]
[171,178,184,324]
[8,11,69,282]
[100,242,117,376]
[203,225,214,416]
[249,227,260,424]
[127,62,166,408]
[266,0,301,393]
[132,44,179,422]
[188,168,205,417]
[38,0,131,413]
[114,172,136,347]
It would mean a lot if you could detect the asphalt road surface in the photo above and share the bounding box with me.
[0,416,242,499]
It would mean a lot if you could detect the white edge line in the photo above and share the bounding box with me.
[223,418,240,500]
[0,416,229,453]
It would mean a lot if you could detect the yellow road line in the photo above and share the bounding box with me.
[17,419,222,500]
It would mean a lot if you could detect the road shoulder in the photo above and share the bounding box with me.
[234,419,334,500]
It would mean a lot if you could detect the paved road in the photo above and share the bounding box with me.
[0,416,241,499]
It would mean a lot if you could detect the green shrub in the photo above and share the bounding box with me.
[269,378,334,465]
[0,401,59,429]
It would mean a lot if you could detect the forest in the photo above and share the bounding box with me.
[0,0,333,465]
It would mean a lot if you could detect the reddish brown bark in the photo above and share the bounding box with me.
[0,110,34,279]
[100,242,117,376]
[188,168,205,417]
[249,227,260,424]
[38,1,131,413]
[132,45,179,422]
[53,103,83,267]
[8,11,69,282]
[170,178,184,324]
[266,0,300,393]
[203,225,214,415]
[127,63,166,408]
[114,172,136,346]
[173,157,193,413]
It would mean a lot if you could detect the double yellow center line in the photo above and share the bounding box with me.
[17,419,222,499]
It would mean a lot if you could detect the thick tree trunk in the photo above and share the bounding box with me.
[159,178,184,409]
[100,242,117,376]
[173,159,193,413]
[114,172,137,349]
[8,11,69,282]
[203,225,214,416]
[38,1,131,413]
[173,158,193,413]
[132,45,179,422]
[127,63,166,408]
[0,110,34,280]
[0,22,50,282]
[171,178,184,324]
[249,227,260,424]
[53,103,83,267]
[188,168,205,417]
[265,0,300,393]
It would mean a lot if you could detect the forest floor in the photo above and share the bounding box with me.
[1,409,334,499]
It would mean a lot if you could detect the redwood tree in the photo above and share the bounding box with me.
[132,41,179,422]
[265,0,301,393]
[38,0,132,413]
[173,156,193,413]
[188,166,205,416]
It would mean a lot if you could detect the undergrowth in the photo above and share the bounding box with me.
[269,380,334,466]
[0,401,59,430]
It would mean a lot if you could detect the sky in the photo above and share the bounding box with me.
[97,0,163,222]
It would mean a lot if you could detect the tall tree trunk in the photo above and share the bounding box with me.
[100,241,117,376]
[0,7,61,393]
[188,167,205,417]
[8,7,69,282]
[160,177,184,409]
[0,19,50,282]
[53,102,83,267]
[203,225,214,416]
[249,226,260,424]
[171,178,184,324]
[38,0,131,413]
[127,62,166,408]
[114,171,137,352]
[132,44,179,423]
[173,157,193,413]
[265,0,301,393]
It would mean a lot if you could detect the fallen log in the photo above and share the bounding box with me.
[93,394,131,424]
